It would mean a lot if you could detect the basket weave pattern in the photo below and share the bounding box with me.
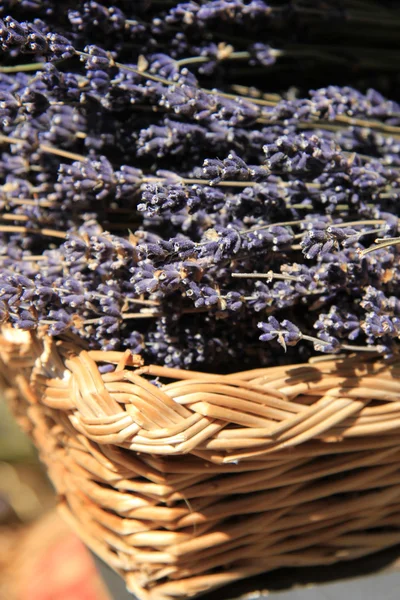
[2,326,400,600]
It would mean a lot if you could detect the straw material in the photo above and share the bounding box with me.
[2,325,400,600]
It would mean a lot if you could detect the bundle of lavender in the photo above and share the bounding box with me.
[1,1,400,373]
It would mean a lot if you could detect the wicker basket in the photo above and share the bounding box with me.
[2,325,400,600]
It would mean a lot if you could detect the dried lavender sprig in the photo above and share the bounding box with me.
[1,10,400,368]
[258,317,385,354]
[4,16,400,143]
[7,131,394,215]
[64,72,400,142]
[1,230,399,359]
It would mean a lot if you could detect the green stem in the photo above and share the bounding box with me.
[301,334,381,353]
[176,51,253,67]
[231,272,303,282]
[0,133,87,163]
[359,237,400,257]
[0,62,46,73]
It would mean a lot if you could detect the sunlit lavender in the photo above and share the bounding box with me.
[1,2,400,371]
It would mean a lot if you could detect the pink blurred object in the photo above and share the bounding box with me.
[22,529,110,600]
[0,511,110,600]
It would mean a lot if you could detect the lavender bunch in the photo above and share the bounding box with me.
[1,4,400,371]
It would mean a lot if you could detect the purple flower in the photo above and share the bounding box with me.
[258,317,302,350]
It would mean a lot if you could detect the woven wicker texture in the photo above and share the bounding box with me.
[2,326,400,600]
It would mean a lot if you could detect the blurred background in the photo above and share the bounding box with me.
[0,399,110,600]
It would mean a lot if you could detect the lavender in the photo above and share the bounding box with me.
[258,318,302,350]
[0,4,400,370]
[0,17,74,60]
